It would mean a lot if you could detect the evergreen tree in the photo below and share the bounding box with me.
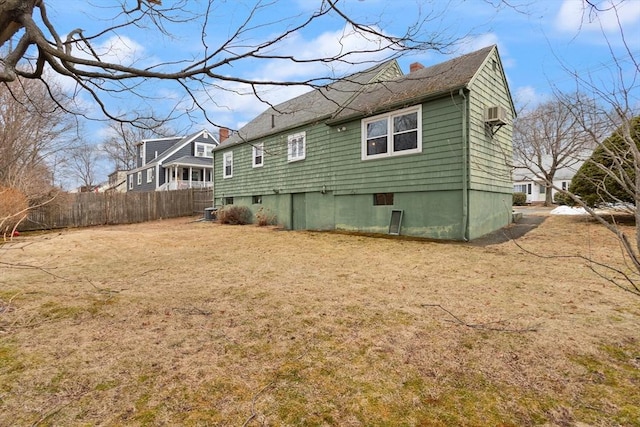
[570,117,640,207]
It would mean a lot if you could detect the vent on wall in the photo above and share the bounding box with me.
[485,106,507,125]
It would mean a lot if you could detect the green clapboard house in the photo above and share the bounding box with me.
[212,45,515,240]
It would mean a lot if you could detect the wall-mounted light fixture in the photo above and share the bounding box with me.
[336,126,347,132]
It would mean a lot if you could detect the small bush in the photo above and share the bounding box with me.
[255,207,277,227]
[218,205,252,225]
[554,191,574,206]
[512,192,527,206]
[0,186,29,237]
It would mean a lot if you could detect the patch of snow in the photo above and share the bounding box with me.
[550,206,588,215]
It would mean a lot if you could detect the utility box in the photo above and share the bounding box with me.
[204,207,217,221]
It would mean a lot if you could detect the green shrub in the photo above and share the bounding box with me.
[512,192,527,206]
[218,205,252,225]
[553,191,574,206]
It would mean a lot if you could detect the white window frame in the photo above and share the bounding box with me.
[128,175,133,190]
[137,171,142,185]
[361,105,422,161]
[223,151,233,178]
[195,142,215,158]
[146,168,153,183]
[287,132,306,162]
[252,143,264,168]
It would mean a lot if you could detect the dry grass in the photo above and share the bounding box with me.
[0,215,639,426]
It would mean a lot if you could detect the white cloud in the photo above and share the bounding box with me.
[555,0,640,33]
[513,86,549,112]
[197,23,404,129]
[457,33,500,55]
[252,23,400,83]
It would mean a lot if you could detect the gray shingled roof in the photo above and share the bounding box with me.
[217,45,495,149]
[217,60,402,148]
[164,156,213,167]
[329,45,495,123]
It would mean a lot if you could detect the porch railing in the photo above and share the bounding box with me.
[158,180,213,191]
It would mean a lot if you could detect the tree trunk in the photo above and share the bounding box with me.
[545,184,553,206]
[0,0,38,48]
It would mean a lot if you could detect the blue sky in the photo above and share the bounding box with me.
[41,0,639,179]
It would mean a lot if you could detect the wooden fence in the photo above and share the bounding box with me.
[19,188,214,232]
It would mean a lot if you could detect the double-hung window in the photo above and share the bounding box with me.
[195,142,215,158]
[146,168,153,183]
[253,143,264,168]
[137,171,142,185]
[362,106,422,160]
[514,184,527,193]
[223,151,233,178]
[288,132,306,162]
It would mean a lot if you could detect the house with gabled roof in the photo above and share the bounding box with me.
[127,129,220,192]
[212,45,515,240]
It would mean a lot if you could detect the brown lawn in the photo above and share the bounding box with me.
[0,215,638,426]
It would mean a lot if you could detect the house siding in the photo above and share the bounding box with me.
[463,49,514,236]
[467,49,513,193]
[213,47,513,240]
[214,95,473,239]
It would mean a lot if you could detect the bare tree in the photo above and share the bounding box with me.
[0,74,77,201]
[513,96,602,206]
[66,143,102,191]
[539,1,640,295]
[101,120,174,171]
[0,0,458,128]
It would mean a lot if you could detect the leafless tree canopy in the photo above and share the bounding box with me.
[529,1,640,295]
[0,75,77,200]
[0,0,456,127]
[513,96,602,206]
[101,120,174,171]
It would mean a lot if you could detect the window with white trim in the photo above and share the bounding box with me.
[137,171,142,185]
[361,105,422,160]
[223,151,233,178]
[513,184,532,195]
[195,142,215,158]
[253,143,264,168]
[128,175,133,190]
[146,168,153,183]
[287,132,306,162]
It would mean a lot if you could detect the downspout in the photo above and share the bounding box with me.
[459,88,469,241]
[212,151,216,207]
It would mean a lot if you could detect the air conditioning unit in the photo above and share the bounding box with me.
[485,106,507,125]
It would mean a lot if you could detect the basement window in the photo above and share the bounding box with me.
[373,193,394,206]
[224,197,234,205]
[252,195,262,204]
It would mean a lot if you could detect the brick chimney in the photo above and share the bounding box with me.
[410,62,425,73]
[219,127,230,143]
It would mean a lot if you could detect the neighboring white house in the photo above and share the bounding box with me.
[512,155,587,204]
